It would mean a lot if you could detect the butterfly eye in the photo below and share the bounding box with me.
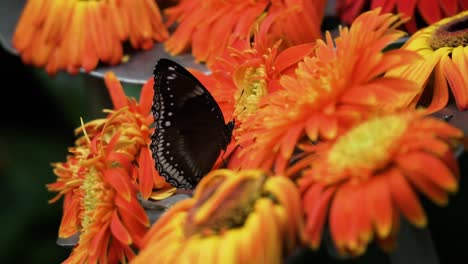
[150,59,234,190]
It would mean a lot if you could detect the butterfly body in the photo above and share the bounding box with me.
[150,59,234,190]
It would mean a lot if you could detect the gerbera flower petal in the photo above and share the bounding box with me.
[387,168,427,227]
[329,185,355,249]
[58,194,81,238]
[273,43,317,73]
[138,148,156,200]
[396,152,457,192]
[304,185,335,249]
[367,176,393,238]
[442,53,468,109]
[105,72,128,110]
[417,0,442,24]
[103,168,133,201]
[114,189,150,228]
[138,77,155,115]
[111,211,133,245]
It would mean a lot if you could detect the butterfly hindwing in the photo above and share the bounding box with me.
[150,59,232,189]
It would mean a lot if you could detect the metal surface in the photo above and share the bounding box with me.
[0,0,209,85]
[389,219,439,264]
[56,192,193,247]
[0,0,22,55]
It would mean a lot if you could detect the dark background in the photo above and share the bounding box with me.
[0,45,113,263]
[1,40,467,264]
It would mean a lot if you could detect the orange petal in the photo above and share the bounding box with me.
[387,168,426,227]
[396,152,458,192]
[138,148,155,200]
[331,183,371,253]
[318,115,338,140]
[421,120,463,140]
[82,4,99,71]
[438,148,460,178]
[115,194,149,227]
[400,136,449,157]
[90,222,111,255]
[280,123,303,160]
[425,63,449,113]
[305,115,320,141]
[106,152,133,172]
[58,194,81,238]
[139,78,155,115]
[119,210,146,248]
[329,185,353,250]
[104,72,128,109]
[103,168,132,201]
[443,47,468,110]
[353,186,373,243]
[417,0,442,23]
[399,166,448,206]
[305,186,335,249]
[366,176,393,238]
[274,43,315,72]
[302,182,324,210]
[110,211,132,245]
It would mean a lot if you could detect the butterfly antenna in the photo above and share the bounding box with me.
[233,89,247,118]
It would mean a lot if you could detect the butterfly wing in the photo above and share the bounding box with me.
[150,59,231,190]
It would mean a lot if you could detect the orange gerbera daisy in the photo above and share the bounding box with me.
[192,21,315,125]
[102,72,174,199]
[132,169,305,264]
[336,0,468,33]
[13,0,168,75]
[47,72,173,262]
[387,10,468,112]
[299,111,463,256]
[164,0,325,67]
[237,8,421,174]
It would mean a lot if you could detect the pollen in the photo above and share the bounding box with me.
[81,167,107,229]
[234,65,268,122]
[430,14,468,49]
[327,115,408,180]
[184,174,266,236]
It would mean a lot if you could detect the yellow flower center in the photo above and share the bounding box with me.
[327,115,408,181]
[233,65,267,122]
[430,14,468,49]
[81,167,106,230]
[185,174,266,236]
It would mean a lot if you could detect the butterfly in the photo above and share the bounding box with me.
[150,58,235,190]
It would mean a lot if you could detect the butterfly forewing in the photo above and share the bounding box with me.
[151,59,232,190]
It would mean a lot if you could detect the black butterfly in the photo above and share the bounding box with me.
[150,58,235,190]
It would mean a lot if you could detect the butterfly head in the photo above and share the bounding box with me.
[223,120,235,147]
